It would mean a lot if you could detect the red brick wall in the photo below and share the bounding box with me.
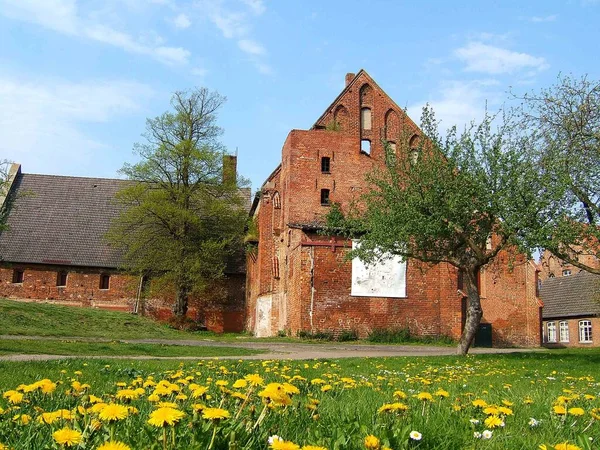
[246,71,542,346]
[1,264,245,333]
[542,317,600,347]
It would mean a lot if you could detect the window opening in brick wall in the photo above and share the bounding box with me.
[361,140,371,155]
[321,156,331,173]
[361,107,372,130]
[12,269,24,284]
[99,274,111,290]
[579,320,592,343]
[320,189,330,206]
[56,271,68,287]
[559,321,569,343]
[546,321,557,343]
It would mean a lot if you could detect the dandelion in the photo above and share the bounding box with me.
[96,442,131,450]
[364,435,380,449]
[409,431,422,441]
[553,405,567,415]
[416,392,433,401]
[301,446,327,450]
[568,407,585,416]
[270,439,300,450]
[269,436,282,445]
[434,389,449,398]
[590,408,600,420]
[378,402,408,413]
[481,430,493,440]
[98,404,129,422]
[202,408,230,420]
[245,374,264,386]
[484,415,504,428]
[53,428,82,447]
[553,444,582,450]
[147,407,185,427]
[472,399,487,408]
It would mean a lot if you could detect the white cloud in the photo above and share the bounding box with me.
[241,0,266,15]
[530,14,558,22]
[454,42,549,74]
[172,13,191,29]
[407,79,502,133]
[0,0,191,66]
[238,39,265,56]
[0,74,152,176]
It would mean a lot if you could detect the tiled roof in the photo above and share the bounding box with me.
[540,270,600,319]
[0,173,250,273]
[0,173,128,268]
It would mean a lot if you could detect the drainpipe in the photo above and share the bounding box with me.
[309,247,315,332]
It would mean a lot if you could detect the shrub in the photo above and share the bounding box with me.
[367,328,411,343]
[337,329,359,342]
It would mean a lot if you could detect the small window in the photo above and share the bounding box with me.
[579,320,592,343]
[562,269,572,276]
[410,148,420,165]
[546,321,557,343]
[12,269,24,284]
[559,321,569,343]
[361,107,372,130]
[99,274,110,290]
[321,157,331,173]
[361,140,371,155]
[388,142,397,154]
[56,271,68,287]
[320,189,330,206]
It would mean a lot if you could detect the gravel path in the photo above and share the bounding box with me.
[0,335,543,361]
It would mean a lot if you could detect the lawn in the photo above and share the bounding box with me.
[0,350,599,449]
[0,338,263,358]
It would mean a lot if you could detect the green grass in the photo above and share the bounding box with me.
[0,349,599,449]
[0,338,263,358]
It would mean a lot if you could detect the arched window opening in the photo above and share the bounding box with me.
[361,107,372,130]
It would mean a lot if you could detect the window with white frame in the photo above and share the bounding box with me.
[579,320,592,343]
[559,321,569,343]
[546,321,557,343]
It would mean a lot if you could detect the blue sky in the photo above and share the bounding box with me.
[1,0,599,191]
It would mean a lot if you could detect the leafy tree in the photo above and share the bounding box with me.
[513,75,600,273]
[0,160,16,231]
[108,88,249,317]
[327,107,543,355]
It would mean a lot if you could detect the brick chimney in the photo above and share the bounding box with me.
[222,154,237,185]
[345,72,356,86]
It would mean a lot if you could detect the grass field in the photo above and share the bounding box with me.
[1,350,599,449]
[0,338,263,358]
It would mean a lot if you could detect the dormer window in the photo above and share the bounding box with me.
[321,157,331,173]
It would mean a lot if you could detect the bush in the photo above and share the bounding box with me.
[337,329,359,342]
[166,316,206,332]
[297,330,335,341]
[367,328,412,343]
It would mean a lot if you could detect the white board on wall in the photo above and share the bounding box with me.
[351,241,407,298]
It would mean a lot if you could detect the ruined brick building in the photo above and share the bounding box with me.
[246,70,542,347]
[0,158,249,332]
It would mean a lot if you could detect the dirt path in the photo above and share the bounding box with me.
[0,335,543,361]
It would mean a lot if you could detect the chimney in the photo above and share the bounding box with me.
[222,154,237,185]
[345,72,355,86]
[0,163,21,208]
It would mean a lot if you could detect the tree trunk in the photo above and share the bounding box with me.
[173,282,189,317]
[457,268,483,355]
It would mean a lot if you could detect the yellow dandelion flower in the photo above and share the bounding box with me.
[115,389,139,401]
[472,399,487,408]
[321,385,332,392]
[524,397,534,405]
[232,379,247,389]
[378,402,408,414]
[498,406,513,416]
[53,428,82,447]
[98,404,128,422]
[96,441,131,450]
[484,415,505,428]
[416,392,433,401]
[147,407,185,427]
[553,405,567,415]
[301,446,327,450]
[393,390,407,399]
[157,402,178,409]
[7,392,23,405]
[590,408,600,420]
[310,379,326,385]
[270,440,300,450]
[568,407,585,416]
[483,406,499,415]
[501,400,513,406]
[364,435,380,450]
[553,443,582,450]
[244,374,264,386]
[201,408,230,420]
[435,389,449,398]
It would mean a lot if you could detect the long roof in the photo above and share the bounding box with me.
[0,172,250,272]
[0,173,128,268]
[540,270,600,319]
